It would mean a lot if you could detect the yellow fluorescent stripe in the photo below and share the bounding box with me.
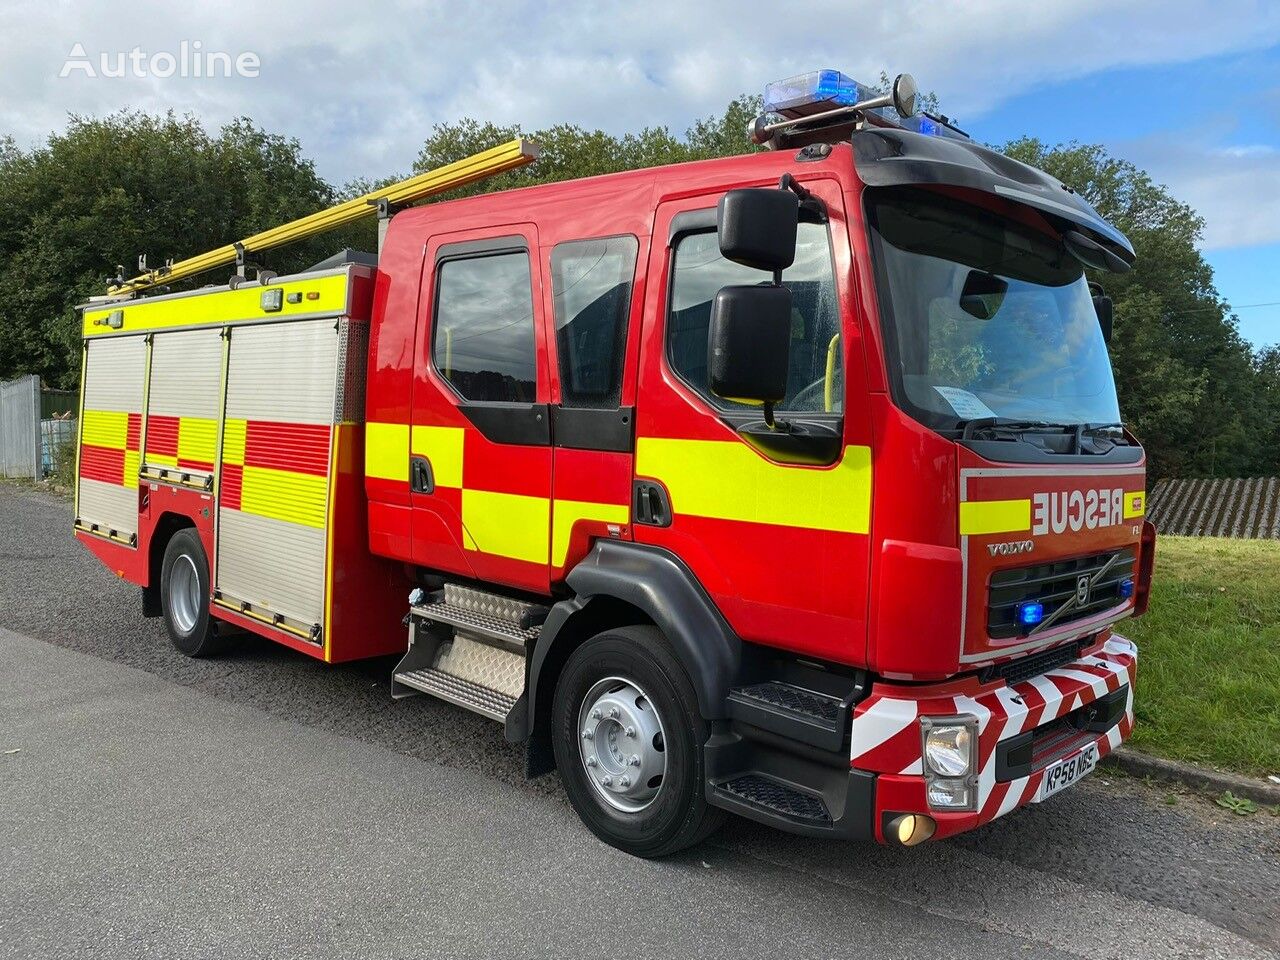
[84,273,350,337]
[411,425,465,488]
[222,418,247,467]
[1123,491,1146,519]
[122,450,140,488]
[147,452,179,468]
[462,489,550,564]
[240,465,328,528]
[81,409,129,448]
[552,500,630,567]
[178,417,219,464]
[959,499,1033,536]
[635,437,872,534]
[365,422,409,482]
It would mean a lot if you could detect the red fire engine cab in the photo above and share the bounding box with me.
[74,71,1154,856]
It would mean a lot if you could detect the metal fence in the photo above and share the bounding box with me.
[1,375,41,479]
[1146,477,1280,539]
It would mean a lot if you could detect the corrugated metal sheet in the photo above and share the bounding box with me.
[0,375,40,478]
[1147,477,1280,538]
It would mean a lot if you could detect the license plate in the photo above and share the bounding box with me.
[1034,743,1099,802]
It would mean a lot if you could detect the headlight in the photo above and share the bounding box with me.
[923,723,974,777]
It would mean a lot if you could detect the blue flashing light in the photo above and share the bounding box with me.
[1015,601,1045,629]
[1118,577,1135,600]
[764,69,877,119]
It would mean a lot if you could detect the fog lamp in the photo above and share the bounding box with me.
[886,813,937,847]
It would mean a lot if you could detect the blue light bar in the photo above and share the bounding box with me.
[1016,601,1044,629]
[1118,578,1135,599]
[764,69,878,119]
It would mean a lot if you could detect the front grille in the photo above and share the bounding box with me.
[988,548,1136,640]
[987,642,1082,688]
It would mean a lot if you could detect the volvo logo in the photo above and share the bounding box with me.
[1075,574,1091,606]
[987,539,1035,557]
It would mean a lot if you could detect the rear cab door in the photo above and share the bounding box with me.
[410,224,554,594]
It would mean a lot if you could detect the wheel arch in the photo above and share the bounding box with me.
[521,541,741,775]
[142,511,199,617]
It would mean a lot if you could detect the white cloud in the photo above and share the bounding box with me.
[1,0,1278,190]
[1120,132,1280,250]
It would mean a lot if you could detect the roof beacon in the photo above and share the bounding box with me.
[750,69,968,148]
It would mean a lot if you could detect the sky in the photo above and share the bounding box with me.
[1,0,1277,349]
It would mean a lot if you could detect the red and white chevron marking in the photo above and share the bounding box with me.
[851,634,1136,827]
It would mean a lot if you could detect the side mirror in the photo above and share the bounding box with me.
[717,189,799,273]
[708,285,792,407]
[1093,294,1114,343]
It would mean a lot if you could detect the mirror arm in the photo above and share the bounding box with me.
[779,174,828,222]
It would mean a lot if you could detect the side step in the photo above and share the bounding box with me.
[713,773,832,827]
[392,584,546,725]
[727,680,849,753]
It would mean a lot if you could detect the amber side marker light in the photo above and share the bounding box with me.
[886,813,937,846]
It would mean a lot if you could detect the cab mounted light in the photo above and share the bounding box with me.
[750,70,919,146]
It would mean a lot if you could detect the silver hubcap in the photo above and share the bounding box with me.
[578,676,667,813]
[169,554,201,635]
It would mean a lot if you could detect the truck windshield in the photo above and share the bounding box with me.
[866,188,1121,431]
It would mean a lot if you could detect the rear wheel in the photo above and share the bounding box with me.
[552,625,724,857]
[160,529,227,657]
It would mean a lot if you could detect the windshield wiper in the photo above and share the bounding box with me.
[958,417,1069,441]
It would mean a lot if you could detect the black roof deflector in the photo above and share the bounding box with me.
[851,128,1135,266]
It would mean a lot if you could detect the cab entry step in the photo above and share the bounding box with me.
[714,773,832,826]
[393,584,545,724]
[727,681,849,752]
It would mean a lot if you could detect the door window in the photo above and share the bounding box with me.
[667,222,842,413]
[550,235,638,409]
[433,251,537,403]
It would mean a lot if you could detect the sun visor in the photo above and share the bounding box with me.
[851,128,1136,266]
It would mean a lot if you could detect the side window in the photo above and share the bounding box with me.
[551,235,638,409]
[668,222,843,413]
[433,250,536,403]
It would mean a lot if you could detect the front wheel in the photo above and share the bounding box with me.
[552,625,724,857]
[160,528,228,657]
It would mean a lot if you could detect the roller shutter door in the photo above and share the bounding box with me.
[77,335,146,540]
[215,319,337,630]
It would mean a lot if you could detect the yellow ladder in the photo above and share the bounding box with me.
[109,138,539,295]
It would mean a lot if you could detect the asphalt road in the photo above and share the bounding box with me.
[1,482,1277,959]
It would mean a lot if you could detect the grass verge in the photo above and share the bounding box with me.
[1122,535,1280,778]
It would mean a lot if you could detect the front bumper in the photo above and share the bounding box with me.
[852,633,1137,842]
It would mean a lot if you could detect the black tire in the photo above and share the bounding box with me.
[552,625,724,857]
[159,529,227,657]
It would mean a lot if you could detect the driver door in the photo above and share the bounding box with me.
[633,179,874,664]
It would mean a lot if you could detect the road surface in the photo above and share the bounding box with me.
[1,483,1277,959]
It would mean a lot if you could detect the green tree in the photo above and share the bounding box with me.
[0,112,342,387]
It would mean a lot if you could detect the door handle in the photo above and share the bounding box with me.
[410,456,434,494]
[633,481,671,527]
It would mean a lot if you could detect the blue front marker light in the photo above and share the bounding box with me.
[1118,577,1135,599]
[1016,601,1044,629]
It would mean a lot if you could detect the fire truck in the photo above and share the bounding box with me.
[73,70,1154,856]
